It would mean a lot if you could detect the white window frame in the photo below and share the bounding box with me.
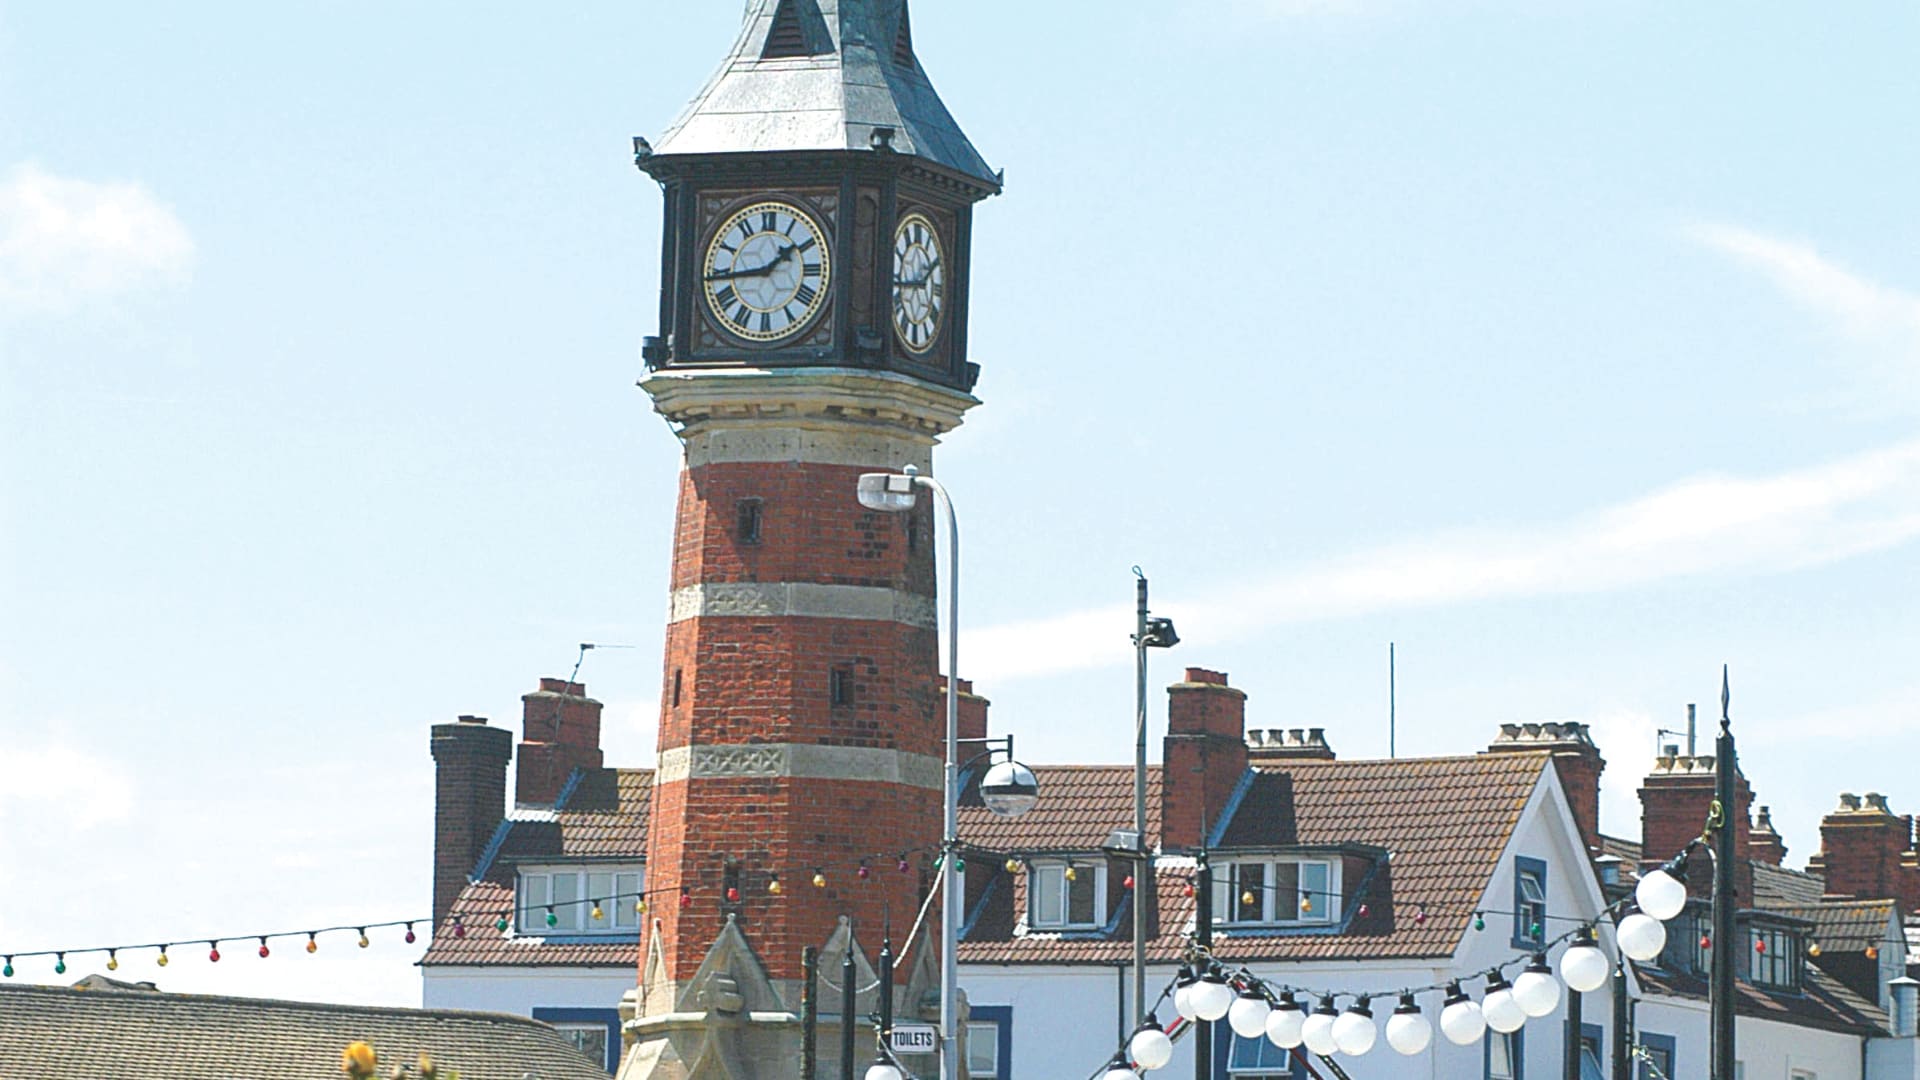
[1027,860,1107,930]
[517,865,644,935]
[966,1020,1001,1078]
[1211,857,1340,926]
[554,1022,611,1066]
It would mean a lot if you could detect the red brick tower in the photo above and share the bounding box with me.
[623,3,998,1077]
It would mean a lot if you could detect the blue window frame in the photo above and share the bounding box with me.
[1638,1033,1675,1080]
[1513,855,1548,949]
[1486,1027,1524,1080]
[533,1006,621,1074]
[969,1004,1012,1080]
[1227,1032,1294,1077]
[1576,1022,1605,1080]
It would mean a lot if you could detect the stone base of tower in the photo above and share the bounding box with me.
[616,915,961,1080]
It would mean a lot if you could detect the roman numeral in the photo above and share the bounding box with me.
[784,302,801,323]
[795,238,816,254]
[795,283,817,305]
[759,312,772,333]
[732,304,752,327]
[714,286,737,310]
[762,211,777,232]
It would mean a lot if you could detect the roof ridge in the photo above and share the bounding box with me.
[0,981,577,1028]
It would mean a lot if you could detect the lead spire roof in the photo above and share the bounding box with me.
[650,0,997,190]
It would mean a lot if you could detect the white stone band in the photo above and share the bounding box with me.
[656,743,943,791]
[668,582,937,630]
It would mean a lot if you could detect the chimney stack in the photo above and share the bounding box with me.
[1161,668,1249,850]
[1638,750,1753,898]
[515,677,605,808]
[1483,722,1606,856]
[1807,792,1920,911]
[1748,805,1788,866]
[430,715,512,932]
[937,675,990,745]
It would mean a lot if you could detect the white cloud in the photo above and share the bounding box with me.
[970,439,1920,681]
[0,743,135,828]
[1689,222,1920,408]
[0,163,194,315]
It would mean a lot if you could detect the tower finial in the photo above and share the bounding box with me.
[1720,664,1731,732]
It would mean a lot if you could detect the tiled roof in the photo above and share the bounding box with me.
[958,752,1552,965]
[1633,962,1885,1037]
[421,768,650,968]
[0,982,609,1080]
[1752,861,1828,908]
[959,765,1161,854]
[1771,899,1900,953]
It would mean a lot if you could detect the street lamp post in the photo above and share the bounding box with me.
[1131,571,1178,1031]
[857,465,1037,1080]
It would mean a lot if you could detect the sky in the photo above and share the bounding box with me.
[2,1,1917,1007]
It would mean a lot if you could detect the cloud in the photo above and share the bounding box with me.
[0,163,194,315]
[0,743,135,828]
[971,439,1920,681]
[1688,222,1920,407]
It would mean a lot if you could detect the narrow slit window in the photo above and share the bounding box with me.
[736,499,763,545]
[830,667,854,706]
[672,668,683,707]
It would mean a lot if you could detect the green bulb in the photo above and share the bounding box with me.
[1474,916,1486,932]
[54,960,66,975]
[3,963,12,978]
[495,918,509,932]
[546,910,559,927]
[1531,922,1542,937]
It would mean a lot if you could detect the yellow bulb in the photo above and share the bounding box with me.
[769,878,784,895]
[1808,942,1822,958]
[1004,858,1020,873]
[812,872,827,889]
[306,940,318,954]
[637,899,648,914]
[591,906,604,921]
[1301,897,1313,913]
[106,957,118,971]
[157,953,169,967]
[358,935,370,949]
[1242,890,1256,906]
[1064,866,1078,882]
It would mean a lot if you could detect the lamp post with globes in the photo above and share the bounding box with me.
[856,465,1039,1080]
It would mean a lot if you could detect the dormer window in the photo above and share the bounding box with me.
[1748,924,1803,992]
[1211,857,1338,926]
[517,866,644,934]
[1029,860,1105,930]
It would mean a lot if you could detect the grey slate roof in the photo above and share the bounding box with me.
[0,982,609,1080]
[650,0,997,188]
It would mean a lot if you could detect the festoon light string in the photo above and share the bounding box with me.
[1089,826,1721,1078]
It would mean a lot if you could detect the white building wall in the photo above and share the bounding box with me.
[422,965,636,1016]
[1634,996,1863,1080]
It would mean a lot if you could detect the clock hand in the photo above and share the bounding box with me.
[899,259,941,288]
[705,244,796,282]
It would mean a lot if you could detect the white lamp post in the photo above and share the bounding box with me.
[856,465,1038,1080]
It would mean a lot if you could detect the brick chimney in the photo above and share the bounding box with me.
[515,677,604,808]
[1807,792,1920,910]
[1162,668,1250,850]
[1639,750,1753,898]
[430,715,512,932]
[1748,805,1788,866]
[937,675,989,745]
[1483,722,1606,856]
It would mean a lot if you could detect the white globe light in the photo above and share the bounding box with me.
[979,760,1040,818]
[865,1065,904,1080]
[1618,913,1667,962]
[1172,982,1197,1020]
[1440,998,1486,1046]
[1301,1010,1339,1056]
[1228,993,1272,1039]
[1560,942,1611,993]
[1385,1001,1432,1055]
[1332,1005,1378,1056]
[1130,1022,1174,1071]
[1190,974,1234,1022]
[1482,984,1526,1034]
[1636,868,1688,922]
[1513,960,1562,1018]
[1102,1067,1138,1080]
[1265,998,1306,1049]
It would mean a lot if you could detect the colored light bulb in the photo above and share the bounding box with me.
[636,899,648,915]
[1473,914,1486,932]
[1123,875,1135,890]
[358,933,371,949]
[307,936,318,954]
[1064,865,1077,882]
[54,955,66,975]
[897,857,910,873]
[726,886,741,902]
[1755,938,1767,954]
[496,917,509,932]
[3,960,12,978]
[454,922,467,938]
[1808,942,1822,957]
[259,939,271,959]
[1414,907,1428,925]
[1183,881,1195,898]
[812,870,827,888]
[1357,903,1370,918]
[106,952,118,972]
[404,926,417,944]
[208,945,220,963]
[769,878,784,895]
[1301,894,1313,913]
[1700,935,1712,950]
[858,861,870,879]
[157,950,169,967]
[680,890,693,909]
[1004,858,1020,873]
[545,908,558,927]
[1241,890,1256,906]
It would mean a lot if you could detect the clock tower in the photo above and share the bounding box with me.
[623,3,997,1078]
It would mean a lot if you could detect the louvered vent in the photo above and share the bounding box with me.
[762,0,811,59]
[892,8,914,67]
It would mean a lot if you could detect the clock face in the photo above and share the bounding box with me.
[891,212,944,354]
[702,199,832,343]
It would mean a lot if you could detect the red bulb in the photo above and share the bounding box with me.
[1755,939,1767,954]
[1414,909,1428,925]
[1358,904,1369,918]
[1123,875,1135,890]
[209,947,221,963]
[726,886,741,902]
[857,863,870,879]
[258,944,270,959]
[405,929,417,944]
[1700,935,1712,950]
[898,858,910,873]
[1183,881,1195,898]
[680,891,693,909]
[453,923,466,939]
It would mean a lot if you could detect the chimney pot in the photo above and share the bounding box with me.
[1866,792,1892,814]
[1839,793,1862,812]
[1184,667,1228,686]
[457,714,487,725]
